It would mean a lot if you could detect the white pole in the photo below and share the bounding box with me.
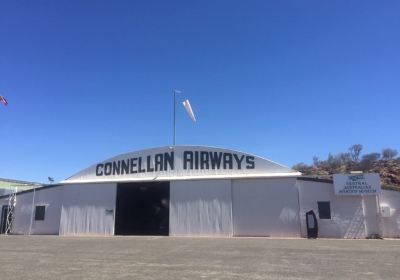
[173,90,176,146]
[376,194,383,238]
[173,90,181,146]
[28,186,36,235]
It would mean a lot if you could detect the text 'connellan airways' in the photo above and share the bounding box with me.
[95,151,255,176]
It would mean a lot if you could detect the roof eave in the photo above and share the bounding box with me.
[61,172,301,184]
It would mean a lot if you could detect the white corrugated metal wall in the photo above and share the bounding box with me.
[170,179,232,236]
[298,180,382,238]
[3,177,397,238]
[232,178,300,237]
[379,190,400,238]
[59,183,116,236]
[170,177,301,237]
[8,187,62,235]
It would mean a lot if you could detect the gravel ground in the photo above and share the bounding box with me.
[0,235,399,280]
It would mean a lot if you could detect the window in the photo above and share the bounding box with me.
[317,201,331,219]
[35,205,46,221]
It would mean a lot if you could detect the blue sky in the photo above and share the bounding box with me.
[1,1,399,183]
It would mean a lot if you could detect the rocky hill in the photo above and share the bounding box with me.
[293,146,400,191]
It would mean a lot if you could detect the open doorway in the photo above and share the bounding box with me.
[0,205,10,234]
[115,182,169,235]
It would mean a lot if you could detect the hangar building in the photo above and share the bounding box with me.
[1,145,399,238]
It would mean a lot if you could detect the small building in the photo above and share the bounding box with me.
[0,178,42,196]
[1,145,399,238]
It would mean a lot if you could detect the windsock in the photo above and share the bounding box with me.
[182,99,196,122]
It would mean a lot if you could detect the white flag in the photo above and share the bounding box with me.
[182,99,196,122]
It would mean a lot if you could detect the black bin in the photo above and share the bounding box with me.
[306,210,318,239]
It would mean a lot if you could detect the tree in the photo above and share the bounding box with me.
[337,152,352,165]
[312,156,319,166]
[325,153,341,170]
[382,148,398,160]
[292,163,312,174]
[361,153,381,162]
[360,153,381,170]
[349,144,363,162]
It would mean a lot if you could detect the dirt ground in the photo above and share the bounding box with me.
[0,235,399,279]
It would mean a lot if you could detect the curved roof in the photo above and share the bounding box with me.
[62,145,300,184]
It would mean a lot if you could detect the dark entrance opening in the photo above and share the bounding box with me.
[115,182,169,235]
[0,205,11,234]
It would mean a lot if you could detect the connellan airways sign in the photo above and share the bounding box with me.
[63,146,300,183]
[95,150,255,176]
[333,173,381,195]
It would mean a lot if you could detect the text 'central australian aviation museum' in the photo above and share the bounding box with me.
[1,146,399,238]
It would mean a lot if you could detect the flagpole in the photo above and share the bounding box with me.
[173,90,180,146]
[173,90,176,146]
[173,90,195,146]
